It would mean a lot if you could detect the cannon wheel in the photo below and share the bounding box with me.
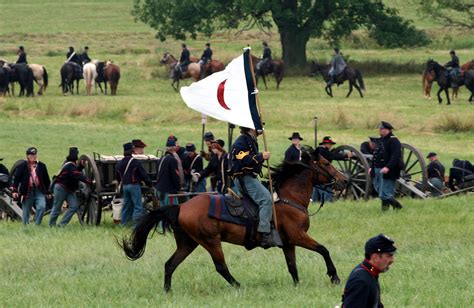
[77,154,102,225]
[398,143,428,195]
[332,145,371,201]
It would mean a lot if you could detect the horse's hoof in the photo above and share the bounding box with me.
[330,275,341,285]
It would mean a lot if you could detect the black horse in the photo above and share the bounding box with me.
[60,62,82,95]
[310,61,365,98]
[425,59,468,105]
[6,64,34,97]
[0,67,9,96]
[95,61,106,94]
[464,70,474,103]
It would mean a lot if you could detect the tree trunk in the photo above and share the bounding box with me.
[279,27,309,69]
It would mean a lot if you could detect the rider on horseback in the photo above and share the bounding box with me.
[175,43,191,79]
[16,46,27,64]
[81,46,91,65]
[327,47,346,87]
[230,127,277,248]
[256,42,272,73]
[445,50,460,88]
[198,43,212,65]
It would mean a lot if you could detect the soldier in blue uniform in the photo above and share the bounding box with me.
[198,43,213,65]
[426,152,445,196]
[195,140,229,194]
[175,43,191,79]
[342,234,397,308]
[182,143,205,193]
[16,46,28,64]
[116,142,152,226]
[49,147,92,227]
[370,121,403,211]
[155,137,181,206]
[11,147,52,225]
[256,42,272,72]
[66,46,80,64]
[80,46,91,65]
[328,47,347,86]
[284,132,303,162]
[312,136,352,202]
[230,127,276,248]
[445,50,460,87]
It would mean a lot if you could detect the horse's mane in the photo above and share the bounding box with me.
[271,146,316,191]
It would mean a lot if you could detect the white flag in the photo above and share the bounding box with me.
[180,49,262,130]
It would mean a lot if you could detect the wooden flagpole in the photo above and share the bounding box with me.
[247,48,278,229]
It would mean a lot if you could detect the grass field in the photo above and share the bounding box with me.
[1,0,474,306]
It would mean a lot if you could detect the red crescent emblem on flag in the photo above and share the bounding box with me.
[217,79,231,110]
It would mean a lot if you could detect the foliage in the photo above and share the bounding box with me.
[131,0,429,67]
[418,0,474,29]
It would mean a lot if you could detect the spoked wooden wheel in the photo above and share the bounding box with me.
[77,154,102,225]
[398,143,428,193]
[332,145,371,201]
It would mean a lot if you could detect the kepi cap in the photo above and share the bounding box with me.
[132,139,147,148]
[26,147,37,155]
[378,121,394,130]
[185,143,196,152]
[204,132,214,141]
[123,142,133,152]
[426,152,437,158]
[365,234,397,255]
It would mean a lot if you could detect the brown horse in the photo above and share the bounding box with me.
[201,60,225,79]
[251,55,284,90]
[310,62,365,98]
[160,52,200,91]
[424,61,474,100]
[121,147,346,291]
[104,61,121,96]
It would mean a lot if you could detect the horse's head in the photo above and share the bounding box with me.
[302,146,346,190]
[160,52,170,64]
[310,61,321,76]
[426,59,439,72]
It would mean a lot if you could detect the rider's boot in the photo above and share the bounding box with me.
[260,232,277,249]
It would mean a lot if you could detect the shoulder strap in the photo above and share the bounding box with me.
[57,161,74,177]
[190,154,201,170]
[156,155,167,182]
[66,52,76,62]
[122,158,134,178]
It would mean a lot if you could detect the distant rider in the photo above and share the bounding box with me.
[198,43,212,65]
[256,42,272,72]
[16,46,28,64]
[328,47,346,87]
[175,43,191,79]
[445,50,460,87]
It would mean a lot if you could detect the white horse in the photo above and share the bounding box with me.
[28,64,48,95]
[83,62,97,95]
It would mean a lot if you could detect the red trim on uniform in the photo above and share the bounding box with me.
[360,259,380,278]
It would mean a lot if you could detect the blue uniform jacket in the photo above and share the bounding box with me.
[342,259,383,308]
[11,161,51,196]
[284,144,301,162]
[155,153,180,193]
[180,49,190,65]
[372,133,402,180]
[116,155,152,186]
[55,161,91,192]
[201,48,212,62]
[230,133,263,177]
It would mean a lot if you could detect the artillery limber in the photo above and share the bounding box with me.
[77,152,161,225]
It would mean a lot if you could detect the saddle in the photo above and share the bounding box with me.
[207,193,260,250]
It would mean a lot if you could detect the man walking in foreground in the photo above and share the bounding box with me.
[342,234,397,308]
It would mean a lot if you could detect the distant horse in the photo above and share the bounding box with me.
[160,52,201,91]
[251,55,284,90]
[310,61,365,98]
[83,62,98,95]
[28,64,48,95]
[425,59,466,105]
[104,61,121,96]
[201,60,225,79]
[94,61,106,93]
[422,69,436,99]
[6,64,34,97]
[462,69,474,103]
[60,62,82,95]
[121,147,346,291]
[0,67,9,96]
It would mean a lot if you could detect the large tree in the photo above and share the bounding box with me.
[419,0,474,29]
[132,0,429,68]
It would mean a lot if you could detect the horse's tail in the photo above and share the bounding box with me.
[43,66,48,90]
[355,69,365,91]
[120,206,179,261]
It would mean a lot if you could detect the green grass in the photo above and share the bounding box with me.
[1,197,473,306]
[1,0,474,306]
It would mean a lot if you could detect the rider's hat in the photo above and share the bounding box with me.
[319,136,336,145]
[288,132,303,141]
